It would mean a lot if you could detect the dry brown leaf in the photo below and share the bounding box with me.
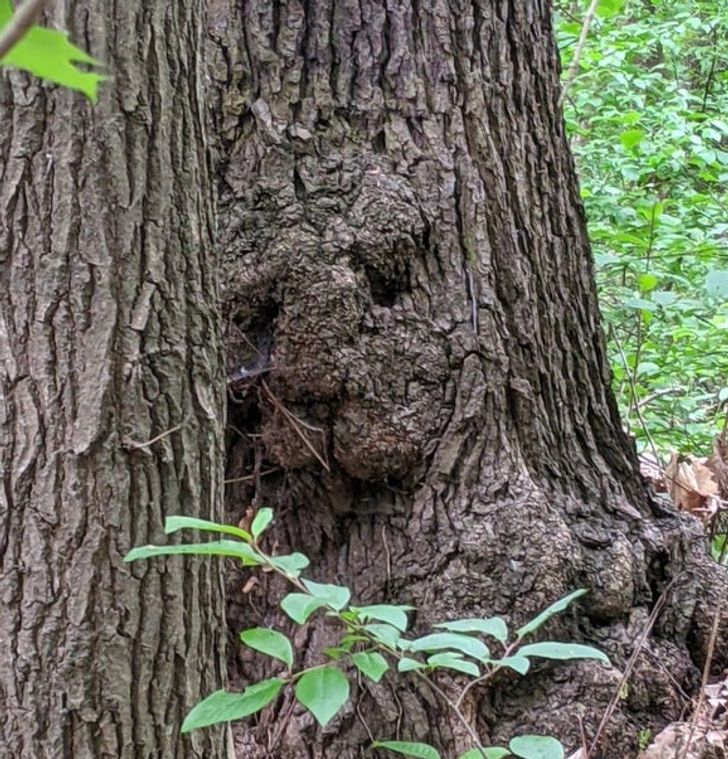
[640,722,725,759]
[640,669,728,758]
[239,506,255,534]
[665,451,719,517]
[708,437,728,500]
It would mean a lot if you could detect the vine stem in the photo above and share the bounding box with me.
[0,0,50,59]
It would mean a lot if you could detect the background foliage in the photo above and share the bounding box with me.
[556,0,728,456]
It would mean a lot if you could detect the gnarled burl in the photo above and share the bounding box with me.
[208,1,728,756]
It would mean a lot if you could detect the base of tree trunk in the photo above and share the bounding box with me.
[206,0,728,755]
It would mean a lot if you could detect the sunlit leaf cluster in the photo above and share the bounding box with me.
[0,0,104,101]
[126,511,608,756]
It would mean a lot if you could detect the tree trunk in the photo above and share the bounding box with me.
[208,0,728,757]
[0,3,227,758]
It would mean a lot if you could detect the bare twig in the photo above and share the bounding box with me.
[0,0,50,59]
[610,326,661,466]
[224,467,280,485]
[381,525,392,586]
[260,380,330,472]
[123,423,184,450]
[679,601,725,759]
[634,387,682,411]
[559,0,600,107]
[412,670,489,757]
[701,25,719,113]
[586,579,677,757]
[455,640,519,709]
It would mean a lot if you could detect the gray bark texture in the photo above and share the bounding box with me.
[0,3,227,758]
[207,0,728,757]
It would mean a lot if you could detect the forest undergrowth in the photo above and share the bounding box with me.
[557,0,728,566]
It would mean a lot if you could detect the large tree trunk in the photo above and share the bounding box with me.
[208,1,728,757]
[0,3,227,758]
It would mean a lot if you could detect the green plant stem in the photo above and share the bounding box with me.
[252,539,491,757]
[454,641,519,709]
[559,0,600,107]
[0,0,50,59]
[610,325,661,464]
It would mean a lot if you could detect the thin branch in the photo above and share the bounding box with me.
[224,467,280,485]
[0,0,50,60]
[610,326,661,466]
[634,387,682,411]
[701,25,719,113]
[679,600,724,759]
[412,670,489,757]
[260,380,330,472]
[123,423,184,451]
[586,578,677,757]
[559,0,600,108]
[455,641,518,709]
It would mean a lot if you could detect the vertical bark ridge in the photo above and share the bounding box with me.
[0,3,227,757]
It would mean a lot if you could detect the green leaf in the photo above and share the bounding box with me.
[164,516,251,542]
[372,741,441,759]
[638,273,658,293]
[509,735,564,759]
[124,540,262,565]
[181,679,283,732]
[426,653,480,677]
[651,290,677,307]
[294,666,349,727]
[352,604,414,632]
[240,628,293,669]
[518,642,609,664]
[302,579,351,611]
[364,623,402,649]
[596,0,627,17]
[280,593,328,624]
[496,655,531,675]
[623,297,658,312]
[268,553,310,577]
[433,617,509,643]
[352,652,389,683]
[410,633,489,662]
[459,749,510,759]
[251,508,274,538]
[340,634,368,648]
[398,657,425,672]
[0,0,105,101]
[706,269,728,299]
[516,590,587,639]
[619,129,645,149]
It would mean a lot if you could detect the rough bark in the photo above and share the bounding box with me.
[0,3,227,758]
[205,1,728,757]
